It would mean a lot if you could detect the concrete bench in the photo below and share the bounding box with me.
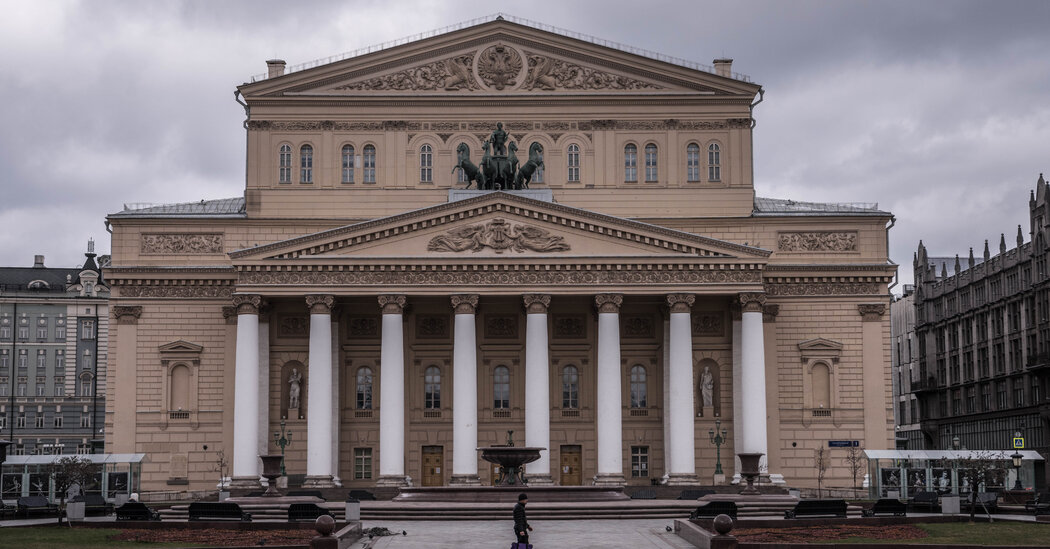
[785,499,847,519]
[862,498,907,517]
[188,501,252,522]
[16,496,59,518]
[115,501,161,521]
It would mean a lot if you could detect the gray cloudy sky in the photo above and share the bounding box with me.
[2,0,1048,289]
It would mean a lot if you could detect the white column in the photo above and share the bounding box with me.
[594,294,625,486]
[731,308,742,484]
[331,319,341,486]
[662,318,671,484]
[256,315,270,467]
[377,295,408,487]
[667,293,698,485]
[739,293,769,461]
[304,295,335,488]
[231,295,262,488]
[450,294,481,485]
[524,294,552,485]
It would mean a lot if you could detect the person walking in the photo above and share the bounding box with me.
[513,492,533,547]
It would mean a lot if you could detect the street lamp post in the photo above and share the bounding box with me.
[273,420,293,477]
[1011,451,1024,491]
[709,419,728,476]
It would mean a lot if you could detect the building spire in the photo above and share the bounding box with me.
[1018,225,1025,247]
[941,261,948,279]
[1000,233,1007,255]
[968,247,975,268]
[954,254,961,274]
[984,239,991,261]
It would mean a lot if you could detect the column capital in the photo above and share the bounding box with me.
[451,294,479,315]
[222,305,238,324]
[738,292,767,313]
[858,303,887,321]
[763,304,780,323]
[523,294,551,314]
[594,293,623,314]
[306,294,335,315]
[378,294,407,315]
[666,293,695,313]
[232,294,263,315]
[112,305,143,325]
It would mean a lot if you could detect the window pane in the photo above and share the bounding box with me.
[567,144,580,182]
[687,143,700,182]
[424,366,440,409]
[363,145,376,183]
[630,365,647,408]
[494,366,510,409]
[279,144,292,183]
[708,144,721,181]
[562,366,579,409]
[357,367,373,409]
[624,145,637,182]
[420,145,433,182]
[300,145,313,183]
[342,145,355,183]
[644,144,657,182]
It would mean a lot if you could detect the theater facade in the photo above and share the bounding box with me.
[104,17,896,491]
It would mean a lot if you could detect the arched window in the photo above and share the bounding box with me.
[419,144,433,182]
[170,364,190,411]
[424,366,441,409]
[493,366,510,409]
[708,143,721,181]
[567,144,580,182]
[812,362,831,409]
[363,145,376,183]
[624,144,637,182]
[532,142,544,183]
[342,145,355,183]
[644,144,658,182]
[356,367,373,409]
[79,372,93,397]
[686,143,700,182]
[456,143,468,183]
[562,365,579,409]
[279,144,292,183]
[630,365,647,408]
[300,144,313,183]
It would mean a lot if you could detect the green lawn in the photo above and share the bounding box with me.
[825,522,1050,546]
[0,527,196,549]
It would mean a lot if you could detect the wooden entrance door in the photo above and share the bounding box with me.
[560,445,582,486]
[422,446,444,487]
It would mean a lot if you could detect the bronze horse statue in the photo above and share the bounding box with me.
[513,142,544,190]
[481,140,515,190]
[453,143,486,189]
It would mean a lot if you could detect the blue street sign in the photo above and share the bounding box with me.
[828,440,859,448]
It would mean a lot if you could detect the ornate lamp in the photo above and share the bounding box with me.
[273,419,293,476]
[709,419,728,475]
[1011,451,1024,490]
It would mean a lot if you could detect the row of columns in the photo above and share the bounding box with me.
[229,291,771,488]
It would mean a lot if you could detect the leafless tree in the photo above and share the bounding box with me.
[844,445,866,489]
[957,450,1007,523]
[815,446,829,498]
[43,456,100,524]
[214,448,229,490]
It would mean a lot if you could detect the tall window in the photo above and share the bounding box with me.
[356,367,373,409]
[420,144,433,182]
[299,144,313,183]
[354,448,373,479]
[708,143,721,181]
[567,144,580,182]
[812,363,831,409]
[686,143,700,182]
[81,319,95,340]
[279,144,292,183]
[631,446,649,477]
[18,351,27,368]
[55,351,63,369]
[644,144,658,182]
[456,143,468,183]
[36,350,45,368]
[562,365,579,409]
[630,365,647,408]
[0,350,6,368]
[624,144,637,182]
[424,366,441,409]
[532,143,544,183]
[363,145,376,183]
[79,373,93,397]
[493,366,510,409]
[341,144,355,183]
[169,364,190,411]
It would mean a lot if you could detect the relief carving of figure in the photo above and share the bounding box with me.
[288,368,303,409]
[700,366,714,407]
[427,218,570,254]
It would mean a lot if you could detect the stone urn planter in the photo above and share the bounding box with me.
[260,455,284,497]
[737,452,764,495]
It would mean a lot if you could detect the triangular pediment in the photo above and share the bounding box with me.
[159,340,203,354]
[239,19,759,98]
[797,338,844,354]
[230,192,770,264]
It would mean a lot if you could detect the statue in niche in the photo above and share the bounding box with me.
[288,368,303,410]
[700,365,714,408]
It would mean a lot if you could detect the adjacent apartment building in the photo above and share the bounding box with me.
[0,244,108,462]
[910,174,1050,485]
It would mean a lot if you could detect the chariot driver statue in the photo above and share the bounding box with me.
[488,122,509,156]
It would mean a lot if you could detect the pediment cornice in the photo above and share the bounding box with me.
[229,191,770,262]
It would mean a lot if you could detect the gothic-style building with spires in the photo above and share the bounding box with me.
[911,174,1050,486]
[102,17,895,492]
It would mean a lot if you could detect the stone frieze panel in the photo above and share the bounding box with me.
[140,233,224,255]
[776,232,858,252]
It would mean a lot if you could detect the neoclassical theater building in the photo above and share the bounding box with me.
[104,17,896,491]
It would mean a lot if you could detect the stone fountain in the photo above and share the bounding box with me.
[477,431,543,486]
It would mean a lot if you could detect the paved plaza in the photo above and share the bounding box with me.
[352,518,695,549]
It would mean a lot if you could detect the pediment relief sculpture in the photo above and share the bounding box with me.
[426,218,570,254]
[327,43,666,93]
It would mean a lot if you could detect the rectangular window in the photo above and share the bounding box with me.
[81,320,95,340]
[16,415,26,428]
[0,381,6,397]
[631,446,649,478]
[54,416,63,428]
[363,146,376,183]
[419,146,433,182]
[17,383,26,396]
[35,415,44,428]
[56,352,64,369]
[0,416,4,429]
[18,351,26,368]
[37,385,45,396]
[644,145,658,182]
[354,448,373,480]
[342,146,355,183]
[997,382,1008,408]
[708,144,721,181]
[0,326,9,339]
[1033,380,1042,404]
[1,350,7,368]
[624,146,637,182]
[81,415,91,428]
[18,326,28,340]
[1015,385,1025,407]
[37,327,47,340]
[567,145,580,182]
[686,145,700,182]
[55,327,65,340]
[37,351,46,368]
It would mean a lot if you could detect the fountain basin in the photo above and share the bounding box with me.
[478,446,543,486]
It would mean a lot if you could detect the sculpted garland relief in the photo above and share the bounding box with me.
[141,234,223,255]
[523,53,663,91]
[333,54,479,91]
[240,268,760,287]
[777,232,858,252]
[426,218,570,254]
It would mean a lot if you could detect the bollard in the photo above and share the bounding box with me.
[310,514,338,549]
[345,495,361,522]
[710,513,738,549]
